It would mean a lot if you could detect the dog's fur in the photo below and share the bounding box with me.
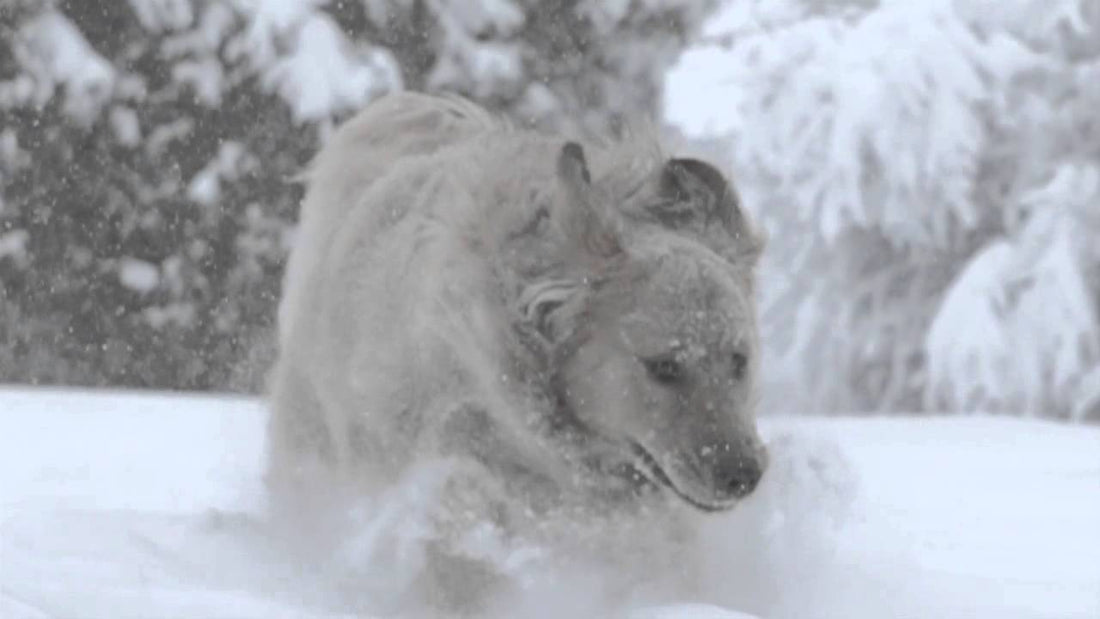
[267,91,767,532]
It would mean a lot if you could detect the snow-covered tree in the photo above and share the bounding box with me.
[0,0,721,390]
[665,0,1100,419]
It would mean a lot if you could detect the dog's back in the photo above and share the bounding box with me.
[278,92,501,347]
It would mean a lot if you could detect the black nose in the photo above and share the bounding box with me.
[716,453,764,498]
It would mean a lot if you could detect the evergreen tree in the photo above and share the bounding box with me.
[666,0,1100,419]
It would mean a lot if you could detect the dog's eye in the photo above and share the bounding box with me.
[643,356,684,385]
[731,352,748,380]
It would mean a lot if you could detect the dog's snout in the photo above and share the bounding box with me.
[719,454,763,498]
[703,443,764,499]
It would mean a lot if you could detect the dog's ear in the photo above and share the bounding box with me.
[558,141,591,186]
[517,278,588,346]
[651,158,763,264]
[510,143,628,350]
[556,141,622,259]
[656,158,741,231]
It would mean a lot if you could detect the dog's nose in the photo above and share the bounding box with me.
[716,453,763,498]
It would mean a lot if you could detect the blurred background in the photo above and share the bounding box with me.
[1,0,1097,422]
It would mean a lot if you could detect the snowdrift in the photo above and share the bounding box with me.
[1,387,1097,618]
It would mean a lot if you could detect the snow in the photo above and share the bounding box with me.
[427,6,525,100]
[665,0,1001,247]
[2,388,1097,618]
[128,0,195,32]
[261,14,396,122]
[230,0,402,122]
[16,12,117,125]
[187,141,255,207]
[926,164,1100,417]
[117,258,160,293]
[630,605,757,619]
[661,0,1100,419]
[108,106,142,148]
[186,167,220,206]
[0,230,30,264]
[172,57,226,107]
[438,0,526,37]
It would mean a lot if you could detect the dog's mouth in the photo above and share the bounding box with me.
[628,443,738,513]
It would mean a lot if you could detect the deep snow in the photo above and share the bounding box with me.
[1,387,1097,618]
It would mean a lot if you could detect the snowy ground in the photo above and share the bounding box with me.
[1,387,1097,618]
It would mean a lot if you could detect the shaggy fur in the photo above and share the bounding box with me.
[267,91,767,540]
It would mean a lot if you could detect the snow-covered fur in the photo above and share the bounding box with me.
[266,93,767,605]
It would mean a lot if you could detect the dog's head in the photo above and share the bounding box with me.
[513,142,767,512]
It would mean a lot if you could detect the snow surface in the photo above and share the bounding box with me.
[1,387,1097,618]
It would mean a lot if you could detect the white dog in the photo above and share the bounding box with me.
[265,91,768,610]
